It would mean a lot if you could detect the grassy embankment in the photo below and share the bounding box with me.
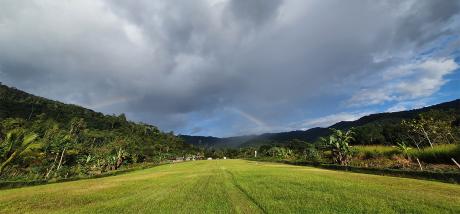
[1,159,459,213]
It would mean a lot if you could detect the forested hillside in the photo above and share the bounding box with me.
[0,83,196,180]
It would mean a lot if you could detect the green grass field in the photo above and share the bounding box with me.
[1,160,459,213]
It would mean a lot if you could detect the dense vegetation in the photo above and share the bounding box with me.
[0,83,196,180]
[1,160,459,213]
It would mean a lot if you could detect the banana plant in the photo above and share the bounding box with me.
[321,129,355,166]
[396,141,412,160]
[0,129,39,175]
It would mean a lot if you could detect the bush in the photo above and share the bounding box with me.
[304,144,321,162]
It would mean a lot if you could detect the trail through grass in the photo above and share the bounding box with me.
[1,160,459,213]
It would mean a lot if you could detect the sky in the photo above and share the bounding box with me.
[1,0,460,137]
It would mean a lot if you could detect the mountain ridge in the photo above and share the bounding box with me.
[181,99,460,148]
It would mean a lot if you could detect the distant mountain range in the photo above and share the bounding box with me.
[180,99,460,148]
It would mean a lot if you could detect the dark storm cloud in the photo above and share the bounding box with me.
[395,0,460,46]
[228,0,282,26]
[0,0,459,135]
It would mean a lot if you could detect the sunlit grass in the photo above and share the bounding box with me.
[354,145,399,158]
[0,160,459,213]
[354,144,460,164]
[409,144,460,163]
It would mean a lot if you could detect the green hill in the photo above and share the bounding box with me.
[1,83,132,130]
[0,83,194,179]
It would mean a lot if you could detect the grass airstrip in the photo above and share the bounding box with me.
[1,159,459,213]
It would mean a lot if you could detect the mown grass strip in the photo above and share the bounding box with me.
[225,169,268,214]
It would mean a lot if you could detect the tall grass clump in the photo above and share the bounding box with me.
[354,145,399,159]
[409,144,460,164]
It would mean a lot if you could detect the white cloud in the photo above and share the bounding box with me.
[349,58,459,106]
[386,100,427,112]
[386,105,407,112]
[395,59,458,97]
[123,22,146,46]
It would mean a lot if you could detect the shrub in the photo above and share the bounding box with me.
[304,145,321,162]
